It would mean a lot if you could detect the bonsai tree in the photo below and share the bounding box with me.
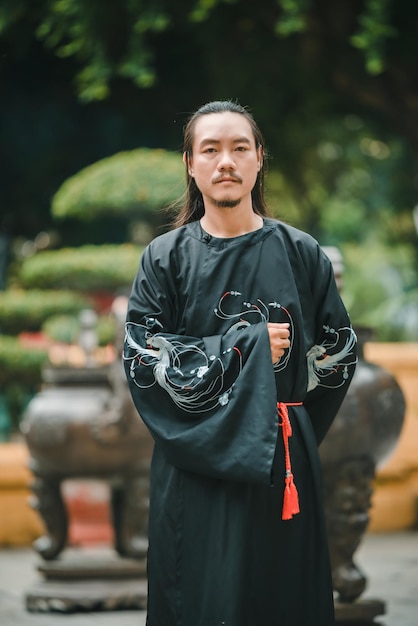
[51,147,185,240]
[18,244,142,293]
[0,289,91,335]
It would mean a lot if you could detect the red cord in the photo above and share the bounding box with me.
[277,402,302,520]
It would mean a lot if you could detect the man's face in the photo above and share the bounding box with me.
[186,112,262,209]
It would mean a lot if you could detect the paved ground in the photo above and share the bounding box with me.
[354,531,418,626]
[0,531,417,625]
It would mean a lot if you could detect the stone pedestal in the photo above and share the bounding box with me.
[25,547,147,612]
[334,598,385,624]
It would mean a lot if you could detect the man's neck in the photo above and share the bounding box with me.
[200,205,263,239]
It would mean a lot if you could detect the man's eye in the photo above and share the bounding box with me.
[204,147,216,153]
[236,146,247,152]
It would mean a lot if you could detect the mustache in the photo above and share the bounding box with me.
[212,173,243,184]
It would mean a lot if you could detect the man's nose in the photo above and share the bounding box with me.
[217,150,236,169]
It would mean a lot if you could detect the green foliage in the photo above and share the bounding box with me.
[263,114,418,343]
[18,244,142,291]
[341,243,418,342]
[0,289,90,335]
[0,383,35,439]
[190,0,238,22]
[265,114,415,247]
[42,313,79,345]
[0,335,48,388]
[33,0,169,100]
[350,0,396,75]
[0,0,400,101]
[52,148,184,221]
[0,335,48,433]
[264,169,303,224]
[0,0,172,101]
[42,313,117,346]
[275,0,309,36]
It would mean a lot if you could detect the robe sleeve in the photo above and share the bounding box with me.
[303,246,357,444]
[123,245,279,485]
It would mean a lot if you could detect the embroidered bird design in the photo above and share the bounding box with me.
[306,326,357,392]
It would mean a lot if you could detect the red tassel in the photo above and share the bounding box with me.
[277,402,302,521]
[282,473,300,520]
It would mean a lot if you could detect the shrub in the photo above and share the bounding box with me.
[0,290,91,335]
[0,336,49,436]
[42,313,117,346]
[51,148,185,220]
[18,244,143,291]
[341,242,418,341]
[0,335,48,388]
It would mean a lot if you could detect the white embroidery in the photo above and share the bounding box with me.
[125,292,356,412]
[124,321,242,412]
[306,326,357,392]
[215,290,269,323]
[214,291,294,373]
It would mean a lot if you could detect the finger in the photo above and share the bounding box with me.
[267,324,290,336]
[272,348,286,363]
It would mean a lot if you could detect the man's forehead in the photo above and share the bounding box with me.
[192,112,255,146]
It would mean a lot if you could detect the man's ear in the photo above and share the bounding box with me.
[257,146,263,172]
[183,151,193,176]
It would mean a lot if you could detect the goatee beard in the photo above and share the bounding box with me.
[213,198,241,208]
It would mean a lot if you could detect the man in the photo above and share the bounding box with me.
[123,100,357,626]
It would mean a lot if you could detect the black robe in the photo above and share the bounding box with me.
[123,218,357,626]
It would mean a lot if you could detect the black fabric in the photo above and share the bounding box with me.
[123,218,357,626]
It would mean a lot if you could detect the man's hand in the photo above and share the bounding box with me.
[267,322,291,364]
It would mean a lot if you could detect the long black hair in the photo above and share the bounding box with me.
[171,101,270,228]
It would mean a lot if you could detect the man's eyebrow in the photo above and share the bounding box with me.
[198,136,252,147]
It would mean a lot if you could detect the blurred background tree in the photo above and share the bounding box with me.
[0,0,417,340]
[51,147,185,240]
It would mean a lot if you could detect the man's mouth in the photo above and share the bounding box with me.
[213,175,242,184]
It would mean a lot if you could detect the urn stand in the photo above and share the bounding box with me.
[320,327,406,624]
